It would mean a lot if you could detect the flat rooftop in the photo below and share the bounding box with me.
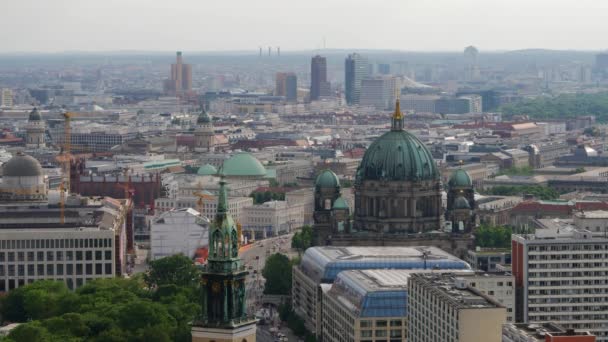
[337,269,475,293]
[411,273,502,309]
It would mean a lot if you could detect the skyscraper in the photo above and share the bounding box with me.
[164,51,193,96]
[310,55,330,101]
[464,46,480,81]
[345,53,369,105]
[276,72,298,102]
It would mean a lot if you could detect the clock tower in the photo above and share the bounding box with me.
[191,178,256,342]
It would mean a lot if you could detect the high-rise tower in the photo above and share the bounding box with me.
[345,53,369,105]
[191,178,256,342]
[310,55,330,101]
[164,51,193,96]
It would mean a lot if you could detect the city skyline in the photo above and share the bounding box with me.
[3,0,608,53]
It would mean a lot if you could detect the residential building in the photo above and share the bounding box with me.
[292,246,471,338]
[464,272,516,323]
[503,322,596,342]
[0,88,12,108]
[150,208,209,260]
[503,149,530,169]
[345,53,369,105]
[467,248,512,272]
[241,200,304,239]
[407,273,506,342]
[154,195,253,225]
[512,229,608,340]
[476,195,522,226]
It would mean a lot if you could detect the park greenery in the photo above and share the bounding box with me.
[500,92,608,122]
[278,303,317,342]
[475,225,512,249]
[0,255,200,342]
[496,166,534,176]
[482,185,560,200]
[291,225,313,251]
[249,190,285,204]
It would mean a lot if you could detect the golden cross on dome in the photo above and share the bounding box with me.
[393,99,403,120]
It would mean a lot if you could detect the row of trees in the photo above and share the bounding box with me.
[0,255,200,342]
[249,191,285,204]
[501,92,608,122]
[482,185,560,200]
[496,166,534,176]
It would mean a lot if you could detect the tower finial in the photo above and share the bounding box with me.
[217,176,228,214]
[391,99,404,131]
[393,99,402,120]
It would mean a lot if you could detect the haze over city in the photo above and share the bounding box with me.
[3,0,608,52]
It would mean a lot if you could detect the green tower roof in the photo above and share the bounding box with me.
[315,169,340,189]
[196,105,211,124]
[220,152,266,177]
[29,107,42,121]
[449,168,472,188]
[197,164,217,176]
[332,196,349,210]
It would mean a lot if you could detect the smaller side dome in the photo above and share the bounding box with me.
[197,106,211,124]
[197,164,217,176]
[28,107,42,121]
[332,196,349,210]
[315,170,340,189]
[449,169,472,188]
[454,196,471,210]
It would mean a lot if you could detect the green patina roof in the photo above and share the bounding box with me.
[29,108,42,121]
[315,169,340,189]
[449,168,472,188]
[220,152,266,177]
[356,130,439,182]
[454,196,471,209]
[143,159,181,169]
[332,196,349,210]
[197,164,217,176]
[197,107,211,124]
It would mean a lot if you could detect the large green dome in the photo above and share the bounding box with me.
[356,130,439,182]
[448,169,472,188]
[316,169,340,189]
[220,152,266,177]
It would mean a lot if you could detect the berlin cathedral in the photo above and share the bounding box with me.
[312,100,476,257]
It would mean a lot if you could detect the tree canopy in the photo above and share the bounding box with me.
[261,253,292,295]
[1,256,201,342]
[475,225,512,249]
[482,185,559,200]
[500,92,608,122]
[291,225,313,251]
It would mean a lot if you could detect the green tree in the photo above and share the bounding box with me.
[145,254,200,289]
[262,253,292,295]
[574,167,587,174]
[292,225,313,250]
[475,225,512,248]
[483,185,559,200]
[501,92,608,122]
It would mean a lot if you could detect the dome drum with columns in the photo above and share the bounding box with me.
[0,152,47,202]
[193,106,215,152]
[26,108,46,148]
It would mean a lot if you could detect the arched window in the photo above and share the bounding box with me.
[324,198,331,210]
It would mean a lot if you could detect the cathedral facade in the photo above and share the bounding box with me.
[312,101,474,257]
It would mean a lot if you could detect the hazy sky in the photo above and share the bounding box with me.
[3,0,608,52]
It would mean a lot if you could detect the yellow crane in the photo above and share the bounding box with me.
[59,111,75,224]
[193,191,214,215]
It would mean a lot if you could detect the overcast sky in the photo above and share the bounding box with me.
[3,0,608,53]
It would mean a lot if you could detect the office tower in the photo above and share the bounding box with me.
[512,229,608,341]
[378,63,391,75]
[310,55,330,101]
[345,53,369,105]
[275,72,297,102]
[595,53,608,71]
[359,76,399,110]
[464,45,480,81]
[407,273,506,342]
[191,179,256,342]
[0,88,12,107]
[292,246,471,338]
[164,51,193,96]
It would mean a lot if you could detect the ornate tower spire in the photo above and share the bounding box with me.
[391,99,404,131]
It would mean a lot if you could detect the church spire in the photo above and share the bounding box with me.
[217,177,228,215]
[391,99,404,131]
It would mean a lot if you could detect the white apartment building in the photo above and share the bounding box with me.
[407,273,506,342]
[0,88,13,108]
[150,208,208,260]
[285,188,314,226]
[512,228,608,341]
[464,272,516,322]
[154,195,253,224]
[241,200,304,239]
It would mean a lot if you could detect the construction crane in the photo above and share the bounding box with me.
[193,191,214,215]
[58,111,75,224]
